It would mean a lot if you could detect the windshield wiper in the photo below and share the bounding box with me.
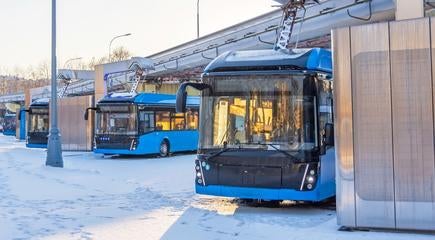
[204,146,236,162]
[264,143,299,160]
[236,142,302,162]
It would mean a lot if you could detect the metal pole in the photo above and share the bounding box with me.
[46,0,63,168]
[108,33,132,62]
[197,0,200,38]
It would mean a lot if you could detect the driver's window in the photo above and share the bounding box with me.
[318,81,333,145]
[139,111,155,134]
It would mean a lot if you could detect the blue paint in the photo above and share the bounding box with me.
[306,48,332,74]
[18,108,26,140]
[94,130,198,155]
[3,130,16,136]
[196,181,335,202]
[26,143,47,149]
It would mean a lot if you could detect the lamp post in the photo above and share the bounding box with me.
[108,33,132,62]
[46,0,63,168]
[197,0,200,38]
[63,57,82,69]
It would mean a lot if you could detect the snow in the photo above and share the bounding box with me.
[0,135,433,240]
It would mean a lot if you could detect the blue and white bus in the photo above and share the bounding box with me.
[177,48,335,202]
[87,93,200,156]
[3,112,17,136]
[24,98,50,148]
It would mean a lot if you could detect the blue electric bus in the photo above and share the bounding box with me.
[177,48,335,202]
[3,112,17,136]
[87,93,200,156]
[23,98,50,148]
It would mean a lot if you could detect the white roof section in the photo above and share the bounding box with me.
[226,48,311,62]
[98,57,154,74]
[147,0,395,76]
[58,69,94,81]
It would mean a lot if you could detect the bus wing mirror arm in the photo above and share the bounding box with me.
[84,107,98,121]
[176,82,212,113]
[18,109,30,120]
[324,123,334,147]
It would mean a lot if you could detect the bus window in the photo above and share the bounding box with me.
[186,110,199,130]
[171,113,185,130]
[139,111,155,134]
[155,111,170,130]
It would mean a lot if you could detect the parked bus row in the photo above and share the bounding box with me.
[3,47,334,203]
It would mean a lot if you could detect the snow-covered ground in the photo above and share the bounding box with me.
[0,135,433,240]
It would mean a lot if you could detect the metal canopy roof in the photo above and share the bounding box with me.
[148,0,395,76]
[0,0,396,104]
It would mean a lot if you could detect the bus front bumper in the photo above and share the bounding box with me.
[195,182,335,202]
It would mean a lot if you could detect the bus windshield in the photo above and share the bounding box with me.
[200,74,317,151]
[4,115,16,131]
[29,108,49,133]
[96,104,137,135]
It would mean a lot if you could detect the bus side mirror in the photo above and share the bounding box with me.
[176,84,188,113]
[324,123,334,146]
[84,107,97,121]
[18,109,29,121]
[176,82,212,113]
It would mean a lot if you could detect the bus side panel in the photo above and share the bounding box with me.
[137,132,165,154]
[138,130,198,153]
[319,148,336,200]
[94,130,199,155]
[3,130,16,136]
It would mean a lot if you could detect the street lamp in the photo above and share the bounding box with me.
[63,57,82,69]
[46,0,63,168]
[108,33,132,62]
[197,0,200,38]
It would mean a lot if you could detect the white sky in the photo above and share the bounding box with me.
[0,0,277,74]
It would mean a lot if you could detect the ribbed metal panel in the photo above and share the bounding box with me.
[58,96,94,151]
[332,26,356,227]
[390,18,435,231]
[351,22,395,228]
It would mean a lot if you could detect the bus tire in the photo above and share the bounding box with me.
[159,140,170,157]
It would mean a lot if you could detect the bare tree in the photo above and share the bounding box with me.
[37,62,50,81]
[111,46,132,62]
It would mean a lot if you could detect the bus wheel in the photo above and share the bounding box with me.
[159,140,170,157]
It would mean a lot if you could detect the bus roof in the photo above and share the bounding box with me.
[99,92,200,107]
[30,98,50,107]
[203,48,332,75]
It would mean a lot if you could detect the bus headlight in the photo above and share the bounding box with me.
[196,172,202,178]
[195,165,200,171]
[307,184,313,190]
[310,170,315,175]
[198,179,203,184]
[307,176,315,184]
